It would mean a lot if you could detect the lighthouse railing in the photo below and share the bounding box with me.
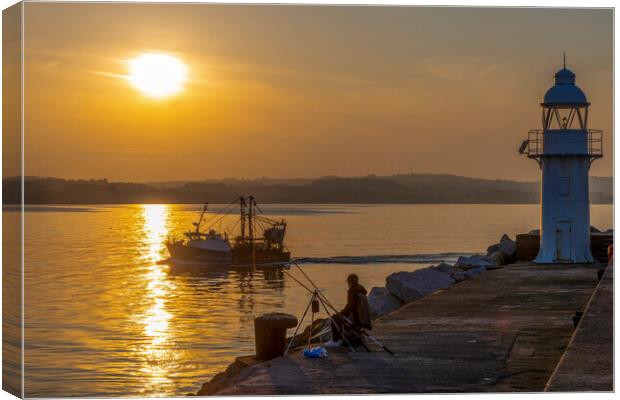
[526,130,544,157]
[525,129,603,159]
[588,129,603,158]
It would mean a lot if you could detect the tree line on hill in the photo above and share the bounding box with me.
[2,174,613,205]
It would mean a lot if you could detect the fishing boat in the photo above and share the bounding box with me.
[165,196,291,264]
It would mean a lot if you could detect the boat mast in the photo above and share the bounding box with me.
[248,196,254,244]
[239,197,246,240]
[194,202,208,234]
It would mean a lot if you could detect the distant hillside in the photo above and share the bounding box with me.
[2,174,613,205]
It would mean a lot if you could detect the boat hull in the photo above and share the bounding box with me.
[166,242,291,264]
[166,242,232,262]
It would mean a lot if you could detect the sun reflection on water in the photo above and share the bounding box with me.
[143,204,169,262]
[138,204,177,395]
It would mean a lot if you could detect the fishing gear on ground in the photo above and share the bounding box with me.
[283,249,395,357]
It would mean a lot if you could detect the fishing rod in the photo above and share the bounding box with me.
[282,258,347,322]
[283,248,395,356]
[285,246,340,311]
[284,264,392,354]
[282,286,358,354]
[283,290,315,355]
[282,265,393,355]
[279,264,354,347]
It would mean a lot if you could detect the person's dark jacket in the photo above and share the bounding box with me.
[339,284,368,324]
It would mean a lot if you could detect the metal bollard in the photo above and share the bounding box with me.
[254,313,298,361]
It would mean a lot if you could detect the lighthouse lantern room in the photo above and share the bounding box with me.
[519,60,603,263]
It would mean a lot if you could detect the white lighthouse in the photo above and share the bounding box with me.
[520,60,603,263]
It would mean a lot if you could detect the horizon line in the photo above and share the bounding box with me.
[5,172,613,184]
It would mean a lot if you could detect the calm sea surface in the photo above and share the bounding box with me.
[12,204,612,397]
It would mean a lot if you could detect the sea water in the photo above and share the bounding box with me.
[5,204,612,396]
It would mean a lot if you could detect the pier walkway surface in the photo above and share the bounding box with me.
[203,263,610,394]
[546,264,613,391]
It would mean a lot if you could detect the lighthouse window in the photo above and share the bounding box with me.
[558,177,570,196]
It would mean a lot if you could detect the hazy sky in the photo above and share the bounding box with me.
[19,4,613,181]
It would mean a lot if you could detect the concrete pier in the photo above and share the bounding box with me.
[198,262,611,395]
[546,264,613,391]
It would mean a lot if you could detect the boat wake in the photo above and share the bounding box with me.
[293,252,473,265]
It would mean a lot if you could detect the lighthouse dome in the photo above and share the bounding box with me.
[542,68,588,106]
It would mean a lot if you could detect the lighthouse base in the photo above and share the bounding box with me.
[533,244,596,264]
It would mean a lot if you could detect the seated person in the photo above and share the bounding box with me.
[325,273,371,347]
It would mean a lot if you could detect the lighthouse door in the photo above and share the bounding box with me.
[555,222,572,262]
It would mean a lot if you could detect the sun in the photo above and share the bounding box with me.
[127,53,188,99]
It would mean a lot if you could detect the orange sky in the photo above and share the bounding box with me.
[14,4,614,181]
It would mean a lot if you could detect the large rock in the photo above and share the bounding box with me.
[455,255,494,269]
[386,268,455,304]
[198,355,259,395]
[486,243,501,254]
[368,287,403,319]
[498,234,517,259]
[487,250,506,266]
[487,234,516,261]
[434,262,457,276]
[465,266,486,278]
[452,271,467,282]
